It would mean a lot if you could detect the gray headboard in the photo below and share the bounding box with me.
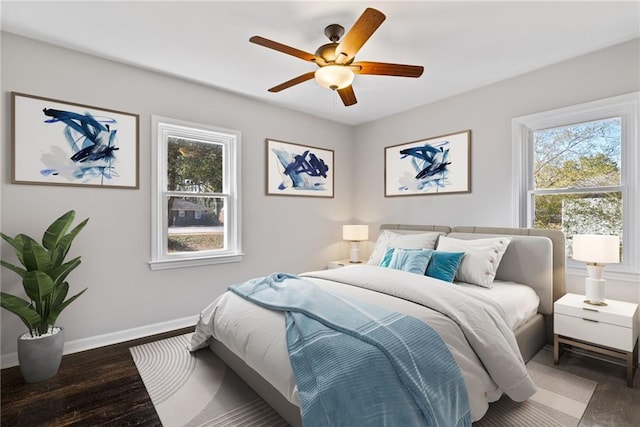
[380,224,566,314]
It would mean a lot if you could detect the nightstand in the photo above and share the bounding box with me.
[328,259,361,269]
[554,293,639,387]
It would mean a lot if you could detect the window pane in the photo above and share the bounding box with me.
[533,192,622,259]
[167,137,223,193]
[533,118,621,189]
[167,196,225,253]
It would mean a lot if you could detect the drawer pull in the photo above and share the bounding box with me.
[582,307,599,312]
[582,318,599,323]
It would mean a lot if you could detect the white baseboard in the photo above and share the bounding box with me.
[1,315,198,369]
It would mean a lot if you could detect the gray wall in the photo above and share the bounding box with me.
[1,33,354,358]
[353,38,639,230]
[352,38,640,313]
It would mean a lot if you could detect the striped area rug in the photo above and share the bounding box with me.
[474,361,597,427]
[130,333,288,427]
[131,334,596,427]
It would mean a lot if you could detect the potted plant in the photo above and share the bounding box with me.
[1,210,88,383]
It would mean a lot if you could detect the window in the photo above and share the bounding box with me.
[150,116,242,270]
[513,92,639,275]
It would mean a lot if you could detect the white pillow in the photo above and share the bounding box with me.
[367,230,441,265]
[436,236,511,288]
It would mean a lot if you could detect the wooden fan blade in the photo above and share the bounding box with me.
[337,85,357,106]
[335,8,386,65]
[352,61,424,78]
[250,36,319,63]
[268,72,316,92]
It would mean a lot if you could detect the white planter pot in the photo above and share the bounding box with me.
[17,327,65,383]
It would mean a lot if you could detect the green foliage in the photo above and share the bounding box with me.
[1,210,88,336]
[533,153,621,231]
[167,137,223,193]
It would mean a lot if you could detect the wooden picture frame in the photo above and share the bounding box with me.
[11,92,140,189]
[266,138,334,198]
[385,130,471,196]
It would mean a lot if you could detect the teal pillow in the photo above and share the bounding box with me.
[387,248,433,275]
[425,251,465,283]
[379,247,395,268]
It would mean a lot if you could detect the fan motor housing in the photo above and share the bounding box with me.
[315,42,353,65]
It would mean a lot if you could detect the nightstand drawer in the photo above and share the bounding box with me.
[555,313,635,351]
[555,303,634,328]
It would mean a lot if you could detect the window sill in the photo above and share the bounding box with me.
[148,253,244,270]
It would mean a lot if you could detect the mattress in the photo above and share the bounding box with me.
[453,280,540,331]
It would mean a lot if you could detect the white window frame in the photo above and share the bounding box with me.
[149,116,242,270]
[512,92,639,277]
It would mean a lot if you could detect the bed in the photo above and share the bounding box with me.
[190,225,566,426]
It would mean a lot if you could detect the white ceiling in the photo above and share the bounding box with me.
[2,1,639,125]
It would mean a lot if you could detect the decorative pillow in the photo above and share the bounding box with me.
[425,251,465,283]
[436,236,511,288]
[386,248,433,275]
[379,247,396,268]
[368,230,399,265]
[367,230,441,265]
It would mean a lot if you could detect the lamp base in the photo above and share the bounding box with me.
[349,242,361,264]
[584,277,606,305]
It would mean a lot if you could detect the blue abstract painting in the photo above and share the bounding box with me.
[267,139,334,197]
[12,92,139,188]
[40,109,120,184]
[385,130,470,196]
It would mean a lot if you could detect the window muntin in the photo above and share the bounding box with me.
[150,116,241,270]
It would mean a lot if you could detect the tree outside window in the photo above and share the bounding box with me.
[531,118,622,259]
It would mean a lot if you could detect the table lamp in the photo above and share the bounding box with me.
[572,234,620,305]
[342,225,369,263]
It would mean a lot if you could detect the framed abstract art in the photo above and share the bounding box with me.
[11,92,140,189]
[385,130,471,196]
[266,138,334,197]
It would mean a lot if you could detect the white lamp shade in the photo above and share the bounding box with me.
[572,234,620,264]
[315,65,354,90]
[342,225,369,241]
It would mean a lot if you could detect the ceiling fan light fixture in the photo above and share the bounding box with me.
[314,65,354,90]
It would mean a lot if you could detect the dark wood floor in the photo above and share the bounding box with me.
[2,333,638,426]
[1,327,194,426]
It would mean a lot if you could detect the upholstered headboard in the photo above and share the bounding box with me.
[379,224,566,313]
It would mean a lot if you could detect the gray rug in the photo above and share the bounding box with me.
[131,334,596,427]
[474,361,597,427]
[130,333,288,426]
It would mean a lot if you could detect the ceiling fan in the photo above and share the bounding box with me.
[249,7,424,107]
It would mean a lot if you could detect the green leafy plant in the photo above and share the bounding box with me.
[1,210,88,337]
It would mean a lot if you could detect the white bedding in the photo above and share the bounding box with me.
[454,280,540,330]
[191,265,536,422]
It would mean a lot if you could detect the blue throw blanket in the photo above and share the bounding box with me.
[229,273,470,427]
